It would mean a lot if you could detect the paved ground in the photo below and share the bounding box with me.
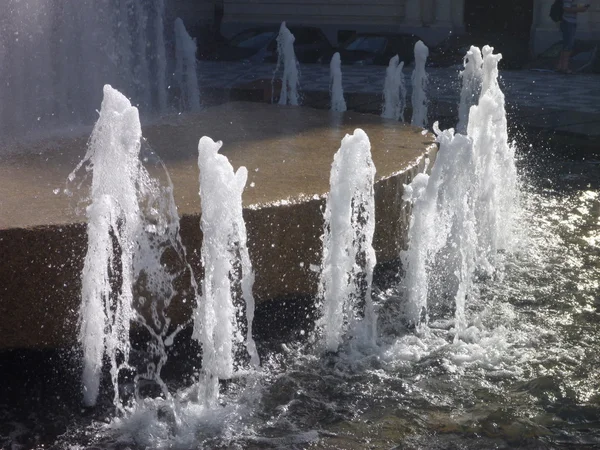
[198,61,600,136]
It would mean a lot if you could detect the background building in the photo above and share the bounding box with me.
[175,0,599,54]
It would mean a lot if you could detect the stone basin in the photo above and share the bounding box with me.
[0,102,436,349]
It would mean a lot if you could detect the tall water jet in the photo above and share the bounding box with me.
[381,55,406,122]
[174,18,201,112]
[330,52,347,112]
[318,129,377,352]
[411,41,429,128]
[457,46,484,134]
[194,137,260,406]
[401,126,476,332]
[274,22,300,106]
[468,46,518,273]
[71,85,143,408]
[402,46,517,333]
[0,0,169,138]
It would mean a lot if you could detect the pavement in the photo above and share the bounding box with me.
[198,61,600,138]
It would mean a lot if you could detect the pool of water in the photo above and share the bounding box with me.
[2,134,599,450]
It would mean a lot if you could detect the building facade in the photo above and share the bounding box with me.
[200,0,597,54]
[220,0,465,46]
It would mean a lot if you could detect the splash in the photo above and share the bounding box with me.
[329,52,347,112]
[381,55,406,122]
[174,18,201,112]
[131,150,199,404]
[411,41,429,128]
[274,22,300,106]
[318,129,377,352]
[194,136,260,406]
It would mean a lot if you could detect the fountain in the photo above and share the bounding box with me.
[0,0,208,140]
[329,52,347,112]
[174,18,201,112]
[194,136,259,406]
[70,84,198,409]
[69,45,522,444]
[401,126,476,330]
[274,22,300,106]
[70,85,144,408]
[411,40,429,128]
[381,55,407,122]
[317,129,377,352]
[402,45,517,333]
[457,46,484,134]
[0,0,171,137]
[469,46,518,272]
[2,4,598,447]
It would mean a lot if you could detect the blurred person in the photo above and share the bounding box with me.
[556,0,590,73]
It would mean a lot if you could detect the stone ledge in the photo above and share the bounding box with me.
[0,102,436,349]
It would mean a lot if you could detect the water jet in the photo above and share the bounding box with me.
[1,6,598,446]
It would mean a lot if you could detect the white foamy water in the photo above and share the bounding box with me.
[106,375,262,450]
[102,171,600,449]
[54,85,600,450]
[457,46,483,134]
[329,52,347,112]
[71,85,143,408]
[381,55,406,122]
[411,41,429,128]
[469,46,518,273]
[402,46,518,335]
[401,128,476,332]
[274,22,299,106]
[71,134,264,449]
[174,18,201,112]
[385,174,598,374]
[70,85,198,410]
[194,136,260,406]
[22,16,597,444]
[318,128,377,352]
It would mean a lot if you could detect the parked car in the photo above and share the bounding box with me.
[198,26,333,64]
[427,33,530,69]
[320,32,422,66]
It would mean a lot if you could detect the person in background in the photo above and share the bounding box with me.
[557,1,591,73]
